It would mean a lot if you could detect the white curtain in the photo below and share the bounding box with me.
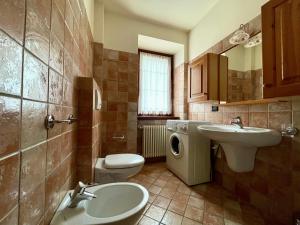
[138,52,172,115]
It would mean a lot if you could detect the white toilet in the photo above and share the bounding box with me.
[94,154,145,184]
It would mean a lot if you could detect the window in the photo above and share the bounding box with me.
[138,51,173,116]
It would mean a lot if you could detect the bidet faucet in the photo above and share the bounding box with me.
[68,181,97,208]
[231,116,243,129]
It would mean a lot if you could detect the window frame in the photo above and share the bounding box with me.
[138,49,174,118]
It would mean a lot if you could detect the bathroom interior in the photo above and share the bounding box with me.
[0,0,300,224]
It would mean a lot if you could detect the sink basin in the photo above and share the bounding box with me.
[197,124,281,172]
[50,182,149,225]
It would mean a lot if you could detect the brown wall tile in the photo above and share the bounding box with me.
[20,181,45,225]
[49,69,63,104]
[23,51,49,101]
[51,3,65,42]
[268,112,292,130]
[25,0,51,64]
[0,206,18,225]
[0,31,23,96]
[47,136,62,175]
[47,104,62,138]
[0,0,93,223]
[0,153,20,220]
[0,0,25,44]
[45,166,61,219]
[0,96,21,158]
[49,34,64,74]
[249,112,268,128]
[20,142,46,197]
[21,100,47,148]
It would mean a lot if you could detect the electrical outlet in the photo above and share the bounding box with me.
[212,105,219,112]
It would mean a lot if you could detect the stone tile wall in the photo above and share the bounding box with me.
[77,77,101,183]
[173,63,188,120]
[93,43,139,156]
[0,0,93,224]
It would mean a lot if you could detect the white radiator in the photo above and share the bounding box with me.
[142,125,167,158]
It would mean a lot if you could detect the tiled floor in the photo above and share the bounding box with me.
[129,163,265,225]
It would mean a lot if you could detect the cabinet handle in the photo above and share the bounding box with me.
[112,136,125,140]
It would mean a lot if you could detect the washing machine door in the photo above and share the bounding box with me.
[169,133,184,158]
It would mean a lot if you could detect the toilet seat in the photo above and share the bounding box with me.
[104,154,145,169]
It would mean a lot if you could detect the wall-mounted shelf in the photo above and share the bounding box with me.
[219,98,289,106]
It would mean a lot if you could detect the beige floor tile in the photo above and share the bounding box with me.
[153,178,167,187]
[172,192,189,203]
[139,163,265,225]
[190,190,205,199]
[162,170,173,176]
[159,187,177,199]
[145,205,166,222]
[149,185,162,195]
[148,193,157,203]
[148,172,161,179]
[177,183,192,195]
[188,196,205,209]
[205,202,224,217]
[135,174,148,181]
[182,217,203,225]
[142,203,151,214]
[203,212,224,225]
[164,182,179,191]
[138,216,160,225]
[161,210,183,225]
[143,176,156,184]
[168,200,187,216]
[153,195,171,209]
[184,205,204,223]
[137,180,152,189]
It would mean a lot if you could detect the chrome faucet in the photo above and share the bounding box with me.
[231,116,244,129]
[68,181,97,208]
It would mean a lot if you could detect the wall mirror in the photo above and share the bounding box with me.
[221,33,263,103]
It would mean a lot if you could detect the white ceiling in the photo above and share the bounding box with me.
[99,0,220,31]
[138,35,184,55]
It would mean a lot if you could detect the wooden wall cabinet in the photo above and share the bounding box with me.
[188,53,227,103]
[262,0,300,98]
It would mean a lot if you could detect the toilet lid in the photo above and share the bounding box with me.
[104,154,145,169]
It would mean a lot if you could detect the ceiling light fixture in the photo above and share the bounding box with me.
[229,24,250,45]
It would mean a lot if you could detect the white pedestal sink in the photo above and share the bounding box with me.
[197,124,282,172]
[50,182,149,225]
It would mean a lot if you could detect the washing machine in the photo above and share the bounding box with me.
[166,120,211,185]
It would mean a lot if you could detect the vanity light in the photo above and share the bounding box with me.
[229,24,250,45]
[244,33,262,48]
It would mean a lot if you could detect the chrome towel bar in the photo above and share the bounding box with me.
[45,114,77,129]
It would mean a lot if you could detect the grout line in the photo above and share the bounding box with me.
[0,204,19,223]
[17,0,28,223]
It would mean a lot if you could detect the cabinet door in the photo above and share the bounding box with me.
[188,56,208,102]
[262,0,300,97]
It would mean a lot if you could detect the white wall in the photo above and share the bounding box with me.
[225,44,262,71]
[83,0,95,36]
[103,12,189,65]
[94,0,104,43]
[188,0,268,61]
[225,45,246,71]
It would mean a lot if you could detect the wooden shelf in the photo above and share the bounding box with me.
[219,98,289,106]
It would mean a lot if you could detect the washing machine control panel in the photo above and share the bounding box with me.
[177,123,188,133]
